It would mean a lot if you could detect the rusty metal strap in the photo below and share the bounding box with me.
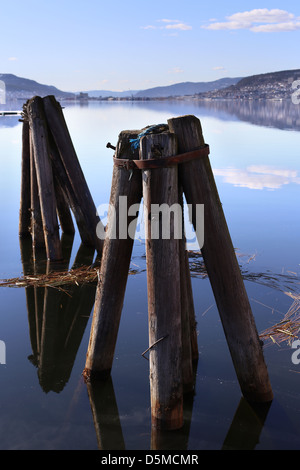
[113,144,210,170]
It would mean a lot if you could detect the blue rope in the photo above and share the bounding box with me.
[129,124,167,150]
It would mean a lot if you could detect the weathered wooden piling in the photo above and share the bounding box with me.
[84,130,143,380]
[29,130,45,251]
[20,94,103,263]
[19,119,31,238]
[178,189,198,389]
[141,131,183,430]
[42,95,104,254]
[53,175,75,236]
[27,97,62,261]
[168,115,273,403]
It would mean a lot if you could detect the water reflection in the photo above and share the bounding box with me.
[222,398,272,450]
[214,165,300,190]
[195,99,300,132]
[20,235,96,393]
[86,363,271,450]
[2,98,300,134]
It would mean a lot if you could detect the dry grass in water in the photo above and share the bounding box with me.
[259,293,300,347]
[0,265,99,290]
[188,249,300,347]
[0,264,140,291]
[1,248,299,346]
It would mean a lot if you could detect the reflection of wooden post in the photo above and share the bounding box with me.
[27,97,62,261]
[84,130,142,379]
[86,377,125,450]
[43,95,103,254]
[222,397,271,450]
[168,115,273,403]
[141,131,183,430]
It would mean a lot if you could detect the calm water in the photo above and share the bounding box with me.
[0,99,300,450]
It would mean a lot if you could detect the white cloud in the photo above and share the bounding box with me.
[8,57,18,61]
[165,23,192,31]
[141,19,192,32]
[229,8,295,24]
[251,21,300,32]
[141,25,156,30]
[168,67,184,74]
[158,19,181,24]
[203,9,300,33]
[212,66,226,71]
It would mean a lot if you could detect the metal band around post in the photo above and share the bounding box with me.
[113,144,210,170]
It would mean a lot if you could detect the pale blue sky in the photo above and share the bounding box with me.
[1,0,300,92]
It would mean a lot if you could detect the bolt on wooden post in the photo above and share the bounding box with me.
[168,114,273,403]
[140,131,183,430]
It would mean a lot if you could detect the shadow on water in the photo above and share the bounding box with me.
[19,234,274,450]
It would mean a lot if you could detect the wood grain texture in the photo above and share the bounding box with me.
[168,114,273,403]
[84,130,142,379]
[27,97,62,261]
[141,131,183,430]
[43,95,103,254]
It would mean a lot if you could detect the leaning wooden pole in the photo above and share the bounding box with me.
[27,97,62,261]
[141,131,183,430]
[84,130,142,380]
[19,118,31,238]
[168,115,273,403]
[29,130,45,252]
[42,95,104,255]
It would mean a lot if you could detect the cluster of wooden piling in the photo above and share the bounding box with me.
[19,95,103,260]
[19,101,273,432]
[82,115,273,431]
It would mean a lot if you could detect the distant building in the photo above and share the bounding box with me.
[78,92,89,100]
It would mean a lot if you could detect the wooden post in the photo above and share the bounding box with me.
[42,95,104,254]
[84,130,142,380]
[29,130,45,251]
[53,176,75,236]
[178,189,199,391]
[47,133,95,247]
[168,115,273,403]
[27,97,62,261]
[19,119,31,238]
[141,131,183,430]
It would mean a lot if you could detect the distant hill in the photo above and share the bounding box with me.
[234,69,300,89]
[133,78,242,98]
[197,69,300,100]
[0,73,75,99]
